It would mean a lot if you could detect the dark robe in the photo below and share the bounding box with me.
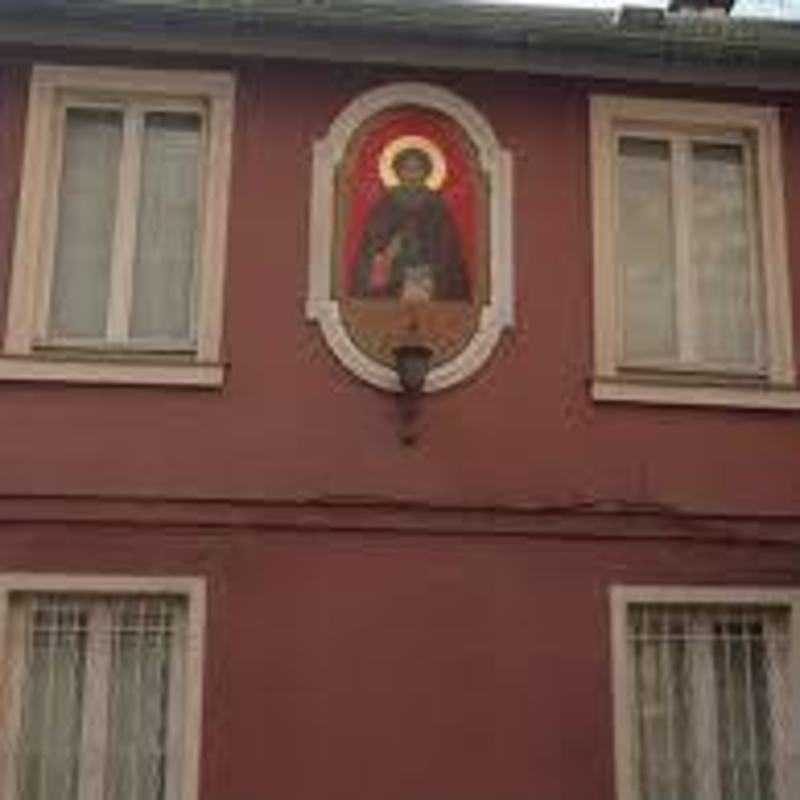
[351,186,470,300]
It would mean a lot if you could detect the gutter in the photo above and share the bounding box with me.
[0,1,799,90]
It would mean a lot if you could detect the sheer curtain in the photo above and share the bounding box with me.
[16,597,86,800]
[618,135,761,371]
[7,595,185,800]
[130,112,201,345]
[691,142,757,367]
[49,109,122,340]
[105,597,180,800]
[618,137,678,363]
[629,605,790,800]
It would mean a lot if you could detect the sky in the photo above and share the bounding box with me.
[487,0,800,19]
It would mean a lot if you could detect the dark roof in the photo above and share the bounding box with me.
[1,1,800,89]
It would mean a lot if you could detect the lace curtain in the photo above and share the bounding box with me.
[5,594,185,800]
[628,604,790,800]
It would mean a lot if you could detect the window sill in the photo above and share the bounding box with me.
[592,378,800,411]
[0,356,224,387]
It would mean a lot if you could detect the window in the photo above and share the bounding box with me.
[591,96,798,410]
[610,587,800,800]
[0,575,205,800]
[3,66,234,386]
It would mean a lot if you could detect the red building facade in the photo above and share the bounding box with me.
[0,5,799,800]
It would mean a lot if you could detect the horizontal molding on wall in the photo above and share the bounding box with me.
[0,494,798,545]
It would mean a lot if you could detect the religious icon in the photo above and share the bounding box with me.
[350,137,470,302]
[333,106,489,371]
[308,84,511,393]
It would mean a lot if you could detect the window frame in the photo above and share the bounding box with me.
[610,585,800,800]
[2,65,235,387]
[591,95,798,410]
[0,573,206,800]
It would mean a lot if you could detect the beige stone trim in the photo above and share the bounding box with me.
[0,357,223,387]
[593,379,800,410]
[0,573,206,800]
[4,64,235,385]
[610,586,800,800]
[590,95,796,408]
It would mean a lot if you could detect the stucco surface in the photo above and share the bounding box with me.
[0,59,798,515]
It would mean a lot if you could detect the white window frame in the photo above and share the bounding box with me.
[610,585,800,800]
[0,573,206,800]
[2,65,235,387]
[591,96,798,410]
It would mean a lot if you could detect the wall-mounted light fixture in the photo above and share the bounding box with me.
[392,317,432,445]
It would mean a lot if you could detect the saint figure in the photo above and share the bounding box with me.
[351,147,470,301]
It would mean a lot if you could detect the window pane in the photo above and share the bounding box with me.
[49,108,122,339]
[629,606,695,799]
[618,137,677,362]
[15,597,88,800]
[628,604,789,800]
[130,112,202,343]
[691,142,758,367]
[6,594,185,800]
[105,597,181,800]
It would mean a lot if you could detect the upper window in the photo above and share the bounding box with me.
[3,65,235,386]
[591,96,797,410]
[0,574,205,800]
[611,587,799,800]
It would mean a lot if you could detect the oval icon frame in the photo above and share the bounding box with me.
[307,83,513,392]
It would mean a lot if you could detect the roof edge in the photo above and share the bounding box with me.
[0,2,799,91]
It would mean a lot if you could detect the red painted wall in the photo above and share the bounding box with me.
[0,522,797,800]
[0,57,798,515]
[1,52,799,800]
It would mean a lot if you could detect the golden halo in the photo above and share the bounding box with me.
[378,135,447,191]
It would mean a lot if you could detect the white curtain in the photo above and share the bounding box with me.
[129,112,201,345]
[688,613,722,800]
[15,597,87,800]
[104,597,178,800]
[765,616,791,800]
[630,605,789,800]
[618,137,678,363]
[691,142,757,367]
[49,109,122,340]
[8,595,184,800]
[631,605,693,800]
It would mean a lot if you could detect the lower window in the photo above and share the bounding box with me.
[0,576,205,800]
[611,587,798,800]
